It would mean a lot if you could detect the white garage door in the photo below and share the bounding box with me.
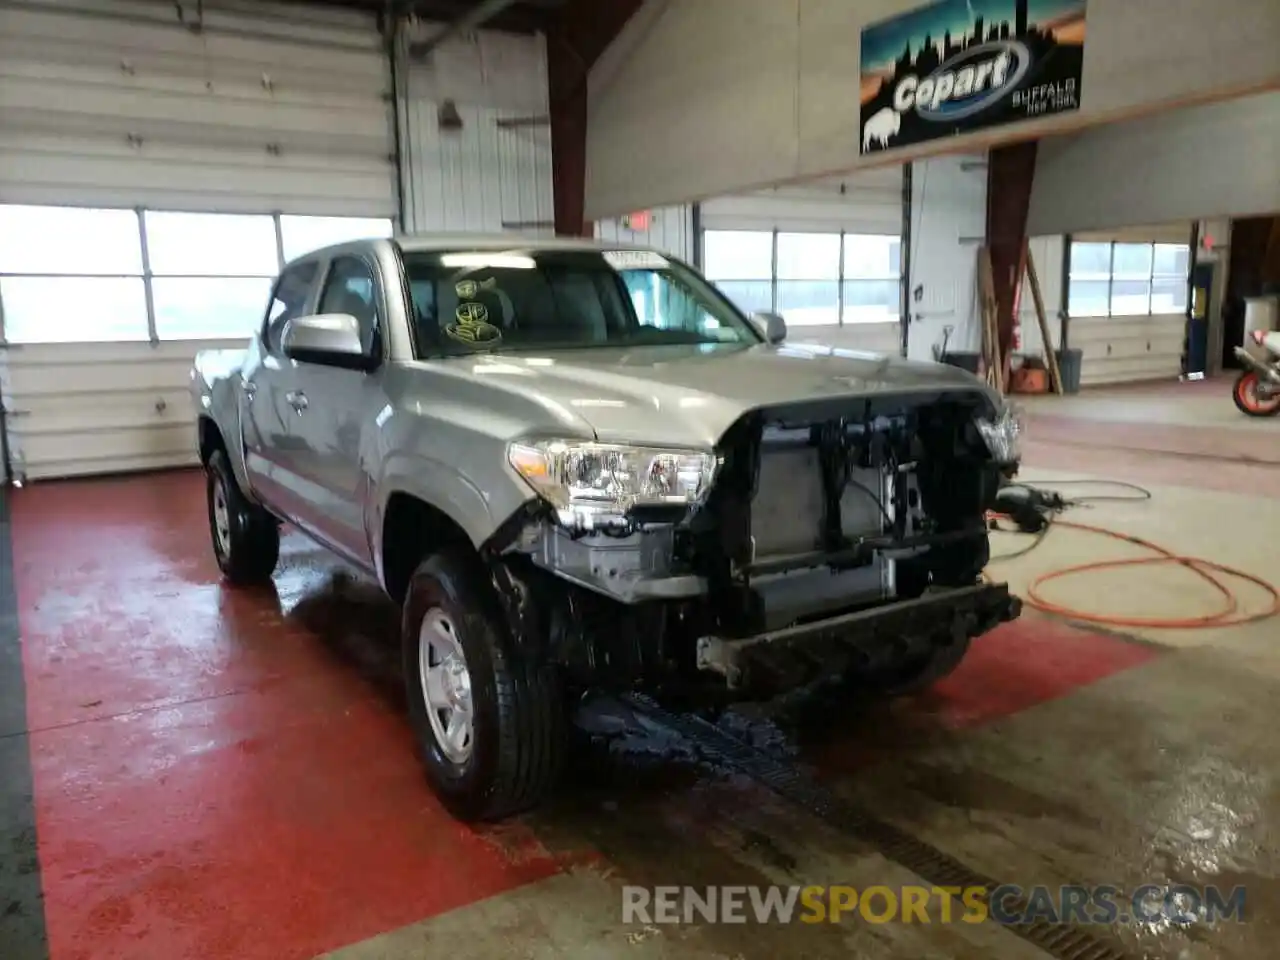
[700,168,904,355]
[0,0,395,480]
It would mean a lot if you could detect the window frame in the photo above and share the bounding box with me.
[313,252,387,366]
[1066,238,1192,320]
[700,228,902,326]
[0,203,394,345]
[262,259,322,356]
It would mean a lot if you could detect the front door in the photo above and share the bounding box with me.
[241,259,320,518]
[285,253,387,568]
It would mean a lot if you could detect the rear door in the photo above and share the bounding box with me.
[241,259,319,516]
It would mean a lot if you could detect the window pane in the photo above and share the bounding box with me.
[0,205,143,275]
[776,233,840,280]
[281,215,393,262]
[1069,242,1111,277]
[777,281,839,325]
[842,279,899,321]
[145,212,278,276]
[264,262,320,352]
[152,277,273,340]
[620,271,741,342]
[1110,279,1152,316]
[703,231,773,280]
[843,235,900,279]
[712,280,772,314]
[0,277,148,342]
[1068,279,1110,317]
[1111,242,1153,278]
[1153,243,1189,277]
[1151,277,1189,314]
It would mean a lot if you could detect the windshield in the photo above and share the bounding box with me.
[399,247,762,357]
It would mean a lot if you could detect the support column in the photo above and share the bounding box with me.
[985,140,1038,362]
[546,0,643,236]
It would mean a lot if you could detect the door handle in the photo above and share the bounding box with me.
[285,391,308,412]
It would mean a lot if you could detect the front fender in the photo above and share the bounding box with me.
[371,454,536,585]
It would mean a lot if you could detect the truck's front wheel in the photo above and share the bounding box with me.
[206,449,279,585]
[402,549,567,821]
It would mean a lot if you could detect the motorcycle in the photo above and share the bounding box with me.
[1232,330,1280,417]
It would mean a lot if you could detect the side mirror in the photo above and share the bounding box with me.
[281,313,372,370]
[751,311,788,345]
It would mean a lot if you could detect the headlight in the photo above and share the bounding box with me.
[507,439,719,527]
[975,403,1023,464]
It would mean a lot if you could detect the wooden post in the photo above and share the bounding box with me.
[977,247,1004,393]
[1024,241,1064,395]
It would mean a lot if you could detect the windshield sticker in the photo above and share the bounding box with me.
[454,277,499,299]
[603,250,669,271]
[446,301,502,346]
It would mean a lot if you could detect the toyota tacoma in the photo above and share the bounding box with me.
[190,236,1022,821]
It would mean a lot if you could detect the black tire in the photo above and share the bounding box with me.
[402,548,567,821]
[1232,371,1280,417]
[206,448,280,585]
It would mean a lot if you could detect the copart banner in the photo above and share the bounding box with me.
[859,0,1087,154]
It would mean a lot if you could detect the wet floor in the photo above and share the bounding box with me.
[4,385,1280,960]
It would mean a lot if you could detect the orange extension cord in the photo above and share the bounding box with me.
[989,514,1280,630]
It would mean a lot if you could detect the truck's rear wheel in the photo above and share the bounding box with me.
[206,449,279,584]
[402,548,567,821]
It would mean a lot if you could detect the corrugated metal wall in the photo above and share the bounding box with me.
[0,0,394,214]
[0,0,394,480]
[396,24,553,234]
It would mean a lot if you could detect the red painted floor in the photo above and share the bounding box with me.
[12,473,560,960]
[10,470,1162,960]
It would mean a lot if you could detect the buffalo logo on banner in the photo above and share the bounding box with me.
[859,0,1088,154]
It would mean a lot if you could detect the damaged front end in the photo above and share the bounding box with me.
[489,391,1023,699]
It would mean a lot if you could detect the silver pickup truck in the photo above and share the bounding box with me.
[190,235,1022,821]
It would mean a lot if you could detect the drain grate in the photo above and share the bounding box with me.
[623,693,1136,960]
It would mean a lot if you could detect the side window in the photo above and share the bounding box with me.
[318,256,381,356]
[263,261,318,354]
[621,270,731,339]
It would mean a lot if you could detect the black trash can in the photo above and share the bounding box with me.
[1055,348,1083,394]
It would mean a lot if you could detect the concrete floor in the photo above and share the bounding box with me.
[2,377,1279,960]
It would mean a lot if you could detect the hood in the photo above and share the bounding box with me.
[419,342,997,448]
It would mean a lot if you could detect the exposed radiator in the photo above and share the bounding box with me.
[751,446,891,558]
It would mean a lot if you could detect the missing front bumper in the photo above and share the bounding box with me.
[695,581,1022,693]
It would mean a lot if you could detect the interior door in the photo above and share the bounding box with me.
[241,260,319,517]
[906,156,987,362]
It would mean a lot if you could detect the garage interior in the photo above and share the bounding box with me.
[2,0,1279,958]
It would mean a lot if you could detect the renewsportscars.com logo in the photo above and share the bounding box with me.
[892,39,1031,121]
